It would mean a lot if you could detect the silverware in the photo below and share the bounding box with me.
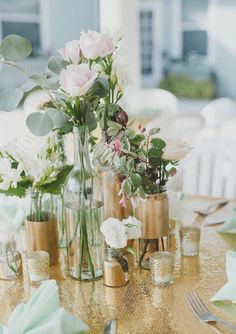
[186,291,236,333]
[103,319,117,334]
[194,199,228,216]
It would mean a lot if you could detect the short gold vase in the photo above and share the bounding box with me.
[135,193,170,269]
[25,217,59,266]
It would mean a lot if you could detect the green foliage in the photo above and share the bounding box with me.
[0,87,24,111]
[0,180,31,198]
[0,34,32,61]
[26,112,53,136]
[45,108,69,130]
[39,165,73,194]
[159,74,216,99]
[47,56,68,74]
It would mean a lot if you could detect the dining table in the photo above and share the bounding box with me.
[1,195,236,334]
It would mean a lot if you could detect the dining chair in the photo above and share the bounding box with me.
[122,88,179,118]
[201,97,236,129]
[182,139,236,199]
[147,114,203,144]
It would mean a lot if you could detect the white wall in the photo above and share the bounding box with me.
[212,0,236,97]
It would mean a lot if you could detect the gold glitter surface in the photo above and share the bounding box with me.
[1,196,236,334]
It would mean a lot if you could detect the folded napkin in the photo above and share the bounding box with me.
[0,280,89,334]
[210,250,236,303]
[218,209,236,233]
[0,202,25,230]
[203,204,236,227]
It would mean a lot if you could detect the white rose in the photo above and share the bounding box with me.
[162,138,192,161]
[57,40,80,64]
[80,30,115,59]
[123,216,142,239]
[0,221,14,244]
[60,64,98,97]
[100,217,127,249]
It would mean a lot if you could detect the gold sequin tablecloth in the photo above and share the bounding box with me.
[1,196,236,334]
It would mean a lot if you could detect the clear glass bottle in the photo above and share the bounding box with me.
[64,126,104,281]
[103,248,129,287]
[0,241,22,280]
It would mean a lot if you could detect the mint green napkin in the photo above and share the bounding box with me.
[218,210,236,233]
[210,250,236,303]
[0,280,89,334]
[0,203,25,230]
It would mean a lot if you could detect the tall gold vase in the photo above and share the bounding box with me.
[103,173,132,220]
[25,217,59,266]
[135,193,169,269]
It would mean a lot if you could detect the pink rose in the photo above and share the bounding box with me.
[80,30,115,60]
[60,64,98,97]
[57,40,80,64]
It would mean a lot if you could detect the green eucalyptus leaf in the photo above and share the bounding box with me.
[125,128,136,139]
[26,112,53,136]
[132,134,145,145]
[0,34,32,61]
[0,87,24,111]
[151,138,166,149]
[148,127,160,136]
[30,73,59,90]
[130,173,142,188]
[121,179,132,197]
[20,80,38,92]
[139,185,146,199]
[45,108,69,129]
[85,110,97,132]
[48,56,68,75]
[88,77,109,98]
[107,120,122,130]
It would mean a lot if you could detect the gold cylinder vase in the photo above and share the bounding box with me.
[103,173,132,220]
[135,193,170,269]
[25,217,59,266]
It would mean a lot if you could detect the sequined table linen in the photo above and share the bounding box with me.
[1,196,236,334]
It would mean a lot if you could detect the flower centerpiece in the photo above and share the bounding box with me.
[100,216,141,287]
[94,123,192,268]
[0,30,125,280]
[0,135,72,265]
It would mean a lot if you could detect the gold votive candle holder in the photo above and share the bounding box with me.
[27,251,49,282]
[150,252,174,287]
[179,226,200,257]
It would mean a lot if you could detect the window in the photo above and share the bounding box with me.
[0,0,41,53]
[140,10,153,75]
[182,0,208,57]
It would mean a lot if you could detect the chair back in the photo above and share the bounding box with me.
[183,140,236,199]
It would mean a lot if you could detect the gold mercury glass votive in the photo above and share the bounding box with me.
[27,251,49,282]
[150,252,174,287]
[179,226,200,256]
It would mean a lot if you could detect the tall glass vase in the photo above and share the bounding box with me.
[64,126,104,281]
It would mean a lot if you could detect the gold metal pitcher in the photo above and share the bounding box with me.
[25,217,59,266]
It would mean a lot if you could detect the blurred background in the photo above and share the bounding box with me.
[1,0,236,198]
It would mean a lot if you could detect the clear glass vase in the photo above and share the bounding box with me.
[64,126,104,281]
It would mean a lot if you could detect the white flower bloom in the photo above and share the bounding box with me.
[0,158,23,190]
[0,221,14,244]
[123,216,142,239]
[102,27,124,46]
[162,138,192,161]
[3,133,60,188]
[80,30,115,60]
[100,217,127,249]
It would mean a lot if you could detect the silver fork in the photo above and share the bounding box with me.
[186,291,236,333]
